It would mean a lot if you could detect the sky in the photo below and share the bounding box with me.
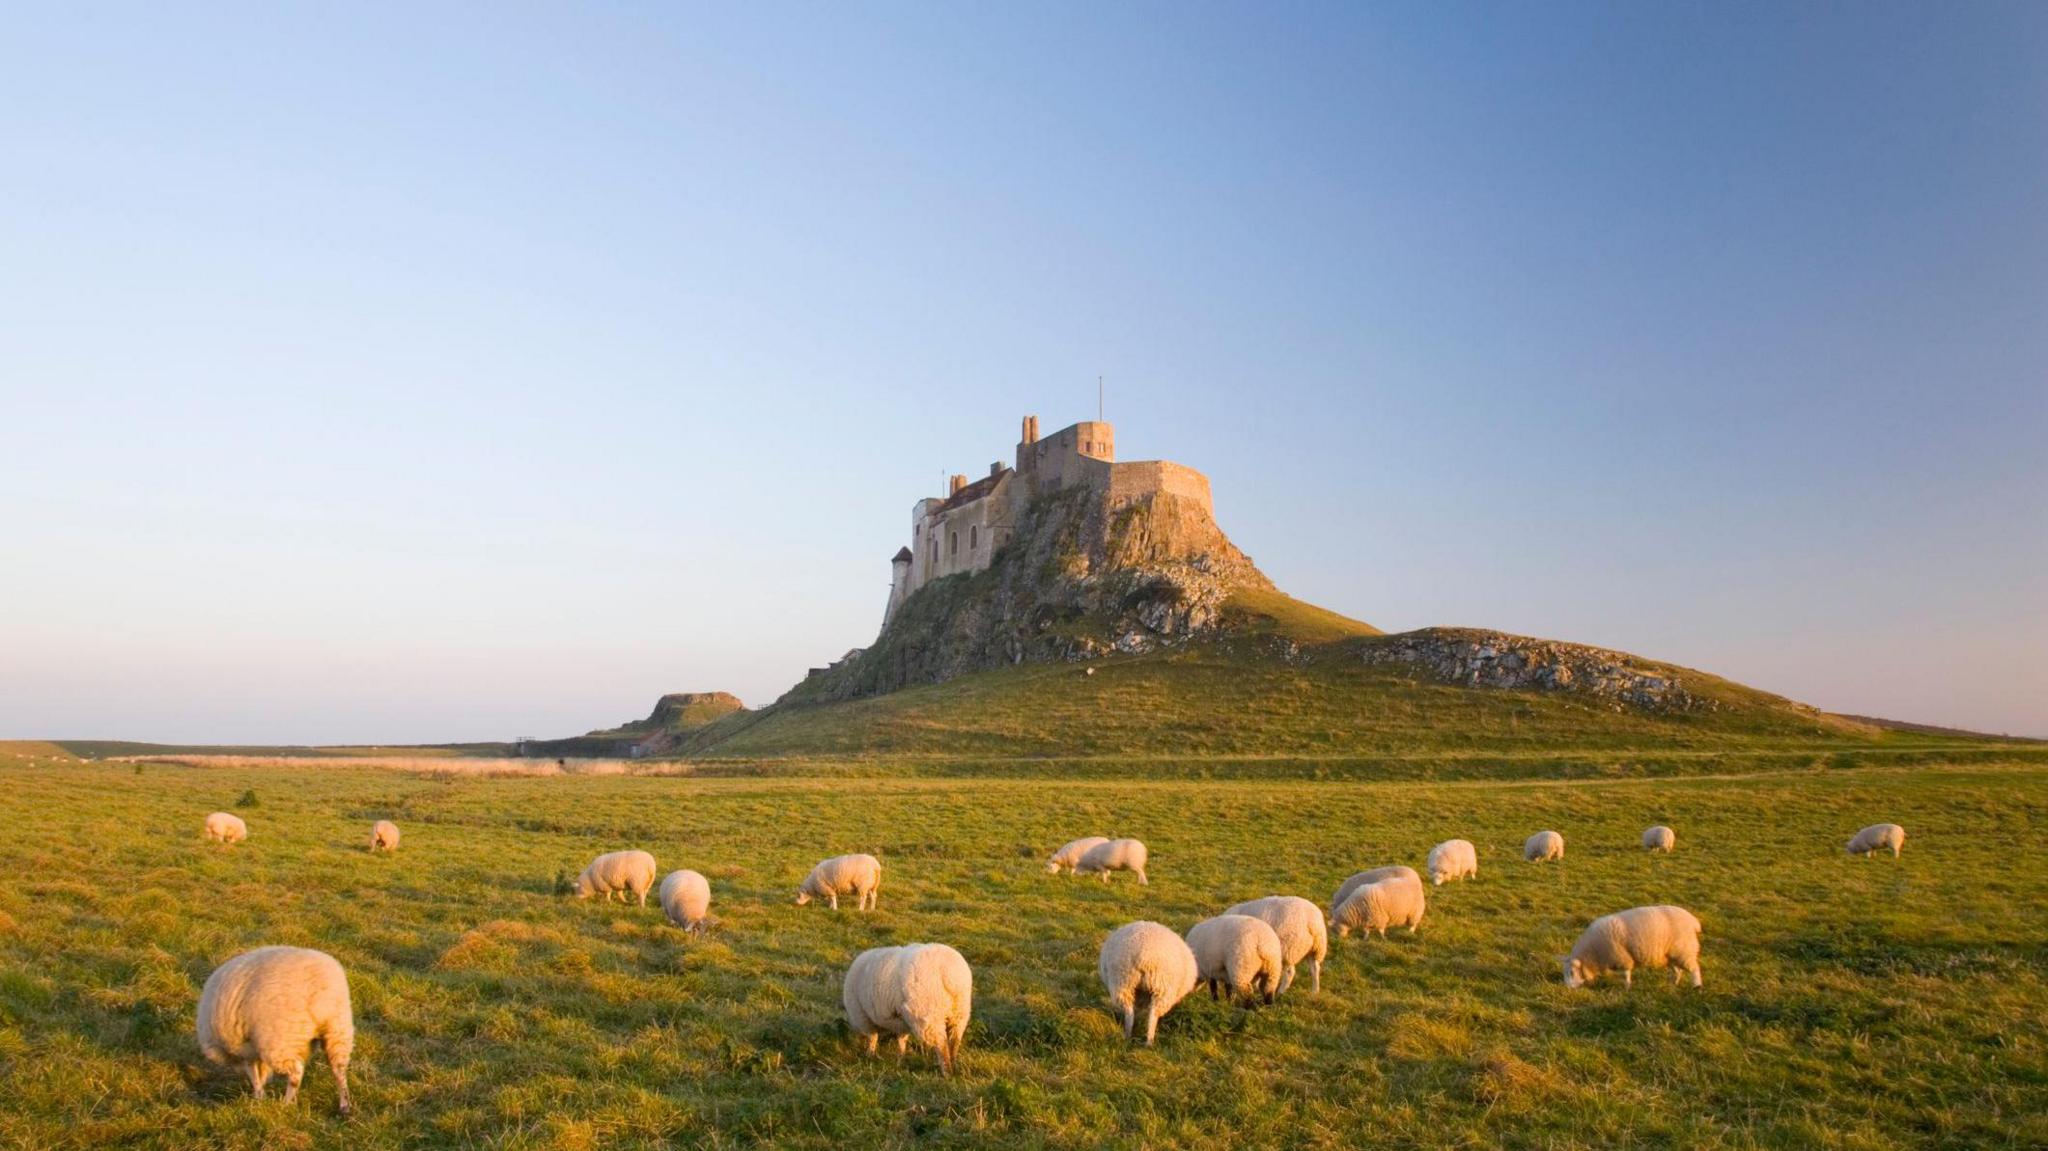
[2,2,2043,743]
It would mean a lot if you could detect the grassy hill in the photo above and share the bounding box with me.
[692,591,2038,775]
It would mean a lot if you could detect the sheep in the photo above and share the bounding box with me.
[1098,921,1199,1045]
[196,946,354,1114]
[1847,823,1906,858]
[1224,895,1328,995]
[204,812,247,844]
[1427,839,1479,885]
[1045,836,1111,875]
[1524,830,1565,862]
[574,850,658,905]
[1074,837,1149,884]
[369,820,400,852]
[1328,865,1420,921]
[658,869,712,932]
[796,853,882,910]
[1642,825,1675,853]
[1185,913,1285,1006]
[1331,875,1426,939]
[841,943,972,1075]
[1562,905,1704,989]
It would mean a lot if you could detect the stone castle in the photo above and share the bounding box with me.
[881,415,1217,630]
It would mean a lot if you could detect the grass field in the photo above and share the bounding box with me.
[2,749,2044,1149]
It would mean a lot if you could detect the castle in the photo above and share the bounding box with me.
[881,415,1216,630]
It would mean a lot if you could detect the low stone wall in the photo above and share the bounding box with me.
[1107,460,1212,515]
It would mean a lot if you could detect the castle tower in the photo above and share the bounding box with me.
[883,546,914,629]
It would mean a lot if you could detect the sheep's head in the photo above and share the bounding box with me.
[572,872,595,899]
[1044,859,1062,874]
[794,890,811,906]
[1561,956,1587,989]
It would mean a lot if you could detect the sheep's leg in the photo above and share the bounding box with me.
[895,1033,910,1057]
[828,893,839,910]
[1143,1003,1160,1046]
[637,888,647,907]
[1685,957,1702,987]
[1136,869,1147,886]
[1119,1001,1136,1040]
[1207,979,1218,1001]
[329,1049,353,1116]
[1100,871,1110,883]
[246,1061,268,1100]
[1310,958,1321,995]
[282,1059,304,1105]
[863,1031,878,1055]
[1277,965,1294,997]
[1622,968,1634,988]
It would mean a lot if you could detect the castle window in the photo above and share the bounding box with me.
[970,525,978,550]
[950,531,957,556]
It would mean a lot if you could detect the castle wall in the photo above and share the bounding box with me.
[1106,460,1213,515]
[906,472,1014,597]
[1016,420,1114,495]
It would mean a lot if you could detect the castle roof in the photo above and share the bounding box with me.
[939,469,1004,510]
[892,547,913,563]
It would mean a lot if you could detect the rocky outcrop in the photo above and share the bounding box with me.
[791,481,1272,702]
[1356,629,1714,712]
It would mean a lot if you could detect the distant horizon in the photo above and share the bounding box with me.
[4,4,2043,742]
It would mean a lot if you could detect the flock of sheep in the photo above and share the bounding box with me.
[189,807,1909,1114]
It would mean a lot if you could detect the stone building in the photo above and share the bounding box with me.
[880,414,1216,630]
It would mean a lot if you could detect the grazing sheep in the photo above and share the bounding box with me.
[1045,836,1111,875]
[1075,838,1149,885]
[1185,913,1285,1006]
[1225,895,1328,995]
[1098,921,1199,1045]
[1524,830,1565,862]
[658,869,712,932]
[1328,866,1421,921]
[1427,839,1479,885]
[196,946,354,1114]
[796,853,882,910]
[1642,825,1675,853]
[1563,905,1704,989]
[369,820,400,852]
[204,812,247,844]
[1332,875,1426,939]
[841,943,972,1074]
[1847,823,1906,858]
[574,850,658,905]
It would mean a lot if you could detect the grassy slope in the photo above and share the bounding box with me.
[1,750,2042,1149]
[701,586,1968,767]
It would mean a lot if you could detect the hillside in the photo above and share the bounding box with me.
[683,589,2044,773]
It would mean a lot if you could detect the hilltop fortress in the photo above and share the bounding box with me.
[776,412,1270,701]
[883,415,1221,630]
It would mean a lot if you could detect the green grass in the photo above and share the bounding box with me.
[2,750,2044,1149]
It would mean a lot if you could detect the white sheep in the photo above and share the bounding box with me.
[1098,920,1199,1046]
[1328,865,1420,921]
[658,869,712,932]
[574,850,658,905]
[1224,895,1328,995]
[1045,836,1111,875]
[1426,839,1478,885]
[1332,875,1426,939]
[1642,825,1675,853]
[205,812,247,844]
[841,943,972,1074]
[796,853,882,910]
[196,946,354,1114]
[1846,823,1906,858]
[1185,913,1285,1006]
[369,820,400,852]
[1562,905,1704,989]
[1524,830,1565,862]
[1075,838,1149,884]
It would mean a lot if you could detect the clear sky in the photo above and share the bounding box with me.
[3,3,2043,743]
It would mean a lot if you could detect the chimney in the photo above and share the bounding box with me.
[1021,415,1039,445]
[949,473,967,496]
[990,461,1003,477]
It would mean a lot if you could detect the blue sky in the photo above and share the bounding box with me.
[3,2,2043,742]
